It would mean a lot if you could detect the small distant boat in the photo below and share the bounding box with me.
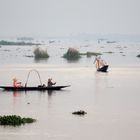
[0,85,70,91]
[94,56,109,72]
[0,69,70,91]
[97,65,109,72]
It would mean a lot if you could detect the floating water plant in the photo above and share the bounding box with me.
[63,48,81,60]
[86,51,102,57]
[103,51,114,54]
[72,110,87,115]
[0,115,36,126]
[80,52,102,57]
[34,47,49,59]
[24,55,34,58]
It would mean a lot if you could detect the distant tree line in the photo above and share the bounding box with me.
[0,40,40,46]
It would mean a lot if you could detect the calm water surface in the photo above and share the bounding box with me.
[0,64,140,140]
[0,39,140,139]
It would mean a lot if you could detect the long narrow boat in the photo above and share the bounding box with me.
[97,65,109,72]
[0,85,70,91]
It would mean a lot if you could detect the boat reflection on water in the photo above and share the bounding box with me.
[12,89,56,97]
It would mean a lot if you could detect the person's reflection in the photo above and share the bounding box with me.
[13,90,19,97]
[12,90,22,106]
[13,90,26,97]
[47,90,56,110]
[47,90,54,96]
[94,71,108,105]
[47,90,56,107]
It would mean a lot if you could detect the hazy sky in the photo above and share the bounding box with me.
[0,0,140,37]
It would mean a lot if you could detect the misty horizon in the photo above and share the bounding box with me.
[0,0,140,38]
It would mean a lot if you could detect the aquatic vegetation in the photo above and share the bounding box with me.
[106,41,116,44]
[24,55,34,58]
[49,40,55,43]
[72,110,87,115]
[0,115,36,126]
[104,51,114,54]
[86,52,102,57]
[137,54,140,57]
[63,48,81,60]
[80,51,102,57]
[34,47,49,59]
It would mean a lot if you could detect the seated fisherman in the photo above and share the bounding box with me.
[47,78,56,87]
[13,78,22,87]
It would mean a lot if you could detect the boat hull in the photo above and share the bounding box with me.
[97,65,109,72]
[0,85,70,91]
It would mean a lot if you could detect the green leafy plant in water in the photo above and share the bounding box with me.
[34,47,49,59]
[0,115,36,126]
[63,48,81,60]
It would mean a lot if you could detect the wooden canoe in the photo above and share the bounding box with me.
[0,85,70,91]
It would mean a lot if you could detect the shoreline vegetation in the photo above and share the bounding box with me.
[0,115,36,126]
[0,40,40,46]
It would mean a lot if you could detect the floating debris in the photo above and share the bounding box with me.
[72,110,87,115]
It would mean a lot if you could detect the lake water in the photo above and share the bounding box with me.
[0,39,140,140]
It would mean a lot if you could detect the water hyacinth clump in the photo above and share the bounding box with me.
[0,115,36,126]
[80,51,102,57]
[63,48,81,60]
[34,47,49,59]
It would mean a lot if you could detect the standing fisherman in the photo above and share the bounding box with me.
[94,55,107,70]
